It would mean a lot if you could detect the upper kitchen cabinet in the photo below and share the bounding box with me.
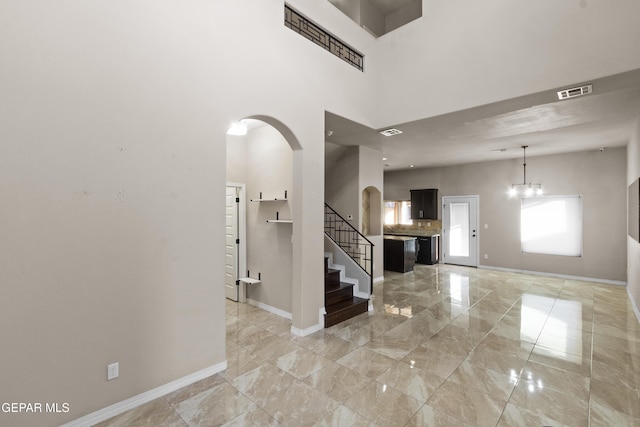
[410,189,438,220]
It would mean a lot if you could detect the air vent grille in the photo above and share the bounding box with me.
[557,84,592,100]
[380,128,403,136]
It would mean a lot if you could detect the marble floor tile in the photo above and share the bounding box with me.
[164,375,226,405]
[315,405,375,427]
[97,264,640,427]
[475,332,534,360]
[220,405,280,426]
[275,347,330,380]
[426,379,506,427]
[519,361,590,401]
[94,398,187,427]
[249,334,300,362]
[402,345,467,378]
[171,382,254,426]
[496,402,570,427]
[508,378,589,427]
[591,346,640,390]
[220,347,265,380]
[376,360,446,403]
[535,330,592,358]
[336,346,395,379]
[589,378,640,422]
[448,360,517,400]
[262,380,340,426]
[405,404,472,427]
[465,345,527,377]
[364,334,418,360]
[344,380,422,427]
[230,363,296,409]
[294,332,358,361]
[528,343,592,377]
[593,332,640,358]
[303,361,372,403]
[329,324,375,346]
[420,324,481,357]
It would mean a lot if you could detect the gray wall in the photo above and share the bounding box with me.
[385,148,627,282]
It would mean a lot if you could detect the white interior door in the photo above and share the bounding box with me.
[225,186,239,301]
[442,196,478,267]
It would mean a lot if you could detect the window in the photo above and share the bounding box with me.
[384,201,413,225]
[521,196,582,257]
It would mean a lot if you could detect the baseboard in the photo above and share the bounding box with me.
[628,286,640,324]
[291,322,324,337]
[373,275,384,283]
[246,298,292,320]
[61,361,227,427]
[478,265,627,286]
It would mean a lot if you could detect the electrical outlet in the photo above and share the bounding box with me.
[484,254,489,260]
[107,362,119,381]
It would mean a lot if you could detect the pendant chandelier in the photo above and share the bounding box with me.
[509,145,543,197]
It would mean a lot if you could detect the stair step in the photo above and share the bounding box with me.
[325,282,355,305]
[325,297,368,328]
[325,268,340,286]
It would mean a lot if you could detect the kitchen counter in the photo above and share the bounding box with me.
[383,235,420,241]
[384,232,440,237]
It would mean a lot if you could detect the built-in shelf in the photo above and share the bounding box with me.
[267,211,292,223]
[250,190,288,202]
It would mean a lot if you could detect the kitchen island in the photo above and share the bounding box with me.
[383,235,417,273]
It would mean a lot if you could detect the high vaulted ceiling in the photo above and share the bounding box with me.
[325,69,640,171]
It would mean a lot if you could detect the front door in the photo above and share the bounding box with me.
[442,196,479,267]
[225,186,239,301]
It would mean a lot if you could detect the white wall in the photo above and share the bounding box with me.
[628,118,640,319]
[385,148,627,282]
[0,1,377,425]
[372,0,640,126]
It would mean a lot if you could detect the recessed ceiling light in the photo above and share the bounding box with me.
[380,128,403,136]
[382,157,388,161]
[409,164,415,168]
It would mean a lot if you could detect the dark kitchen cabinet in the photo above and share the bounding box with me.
[416,235,440,265]
[384,236,417,273]
[410,189,438,219]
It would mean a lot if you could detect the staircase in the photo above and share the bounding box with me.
[324,256,368,327]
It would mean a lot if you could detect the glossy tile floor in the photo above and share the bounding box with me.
[98,264,640,426]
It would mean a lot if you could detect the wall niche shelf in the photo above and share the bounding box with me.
[250,190,288,202]
[267,211,292,223]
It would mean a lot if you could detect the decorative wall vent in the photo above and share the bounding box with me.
[557,84,592,100]
[285,5,364,71]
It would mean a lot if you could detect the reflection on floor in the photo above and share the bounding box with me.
[97,264,640,426]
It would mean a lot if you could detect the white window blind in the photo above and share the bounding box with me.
[521,196,582,257]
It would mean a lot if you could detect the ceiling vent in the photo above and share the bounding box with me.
[380,128,403,136]
[557,84,592,100]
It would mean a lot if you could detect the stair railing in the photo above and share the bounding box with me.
[324,203,373,292]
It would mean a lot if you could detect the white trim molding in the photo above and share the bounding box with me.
[61,361,227,427]
[246,298,292,320]
[478,265,627,286]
